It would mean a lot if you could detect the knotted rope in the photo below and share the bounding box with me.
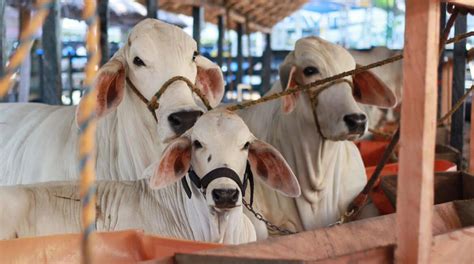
[225,30,473,112]
[307,78,354,138]
[127,75,212,122]
[0,0,52,97]
[78,1,100,263]
[226,55,402,111]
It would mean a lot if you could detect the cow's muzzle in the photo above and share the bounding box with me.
[212,188,239,209]
[181,163,255,207]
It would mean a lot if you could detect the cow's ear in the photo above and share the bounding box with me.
[76,49,126,123]
[279,52,299,113]
[248,139,301,197]
[145,136,192,189]
[195,55,225,108]
[280,66,300,113]
[353,69,397,108]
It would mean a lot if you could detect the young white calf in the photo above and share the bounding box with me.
[0,110,300,244]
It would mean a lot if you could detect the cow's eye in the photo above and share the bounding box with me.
[193,140,202,149]
[303,66,319,76]
[192,51,199,61]
[242,142,250,150]
[133,56,146,67]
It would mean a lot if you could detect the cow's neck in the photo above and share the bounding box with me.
[95,87,163,181]
[274,108,349,229]
[144,176,253,244]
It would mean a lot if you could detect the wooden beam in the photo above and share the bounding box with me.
[236,22,243,84]
[0,0,5,78]
[430,226,474,262]
[438,3,447,118]
[441,60,453,127]
[175,254,303,264]
[450,14,467,155]
[178,221,474,263]
[37,50,45,102]
[155,0,273,33]
[192,6,203,50]
[261,33,272,92]
[442,0,474,8]
[147,0,158,19]
[191,2,272,33]
[470,85,474,173]
[98,0,109,66]
[41,0,62,105]
[0,0,10,102]
[396,0,440,263]
[18,5,31,103]
[217,15,224,68]
[190,202,461,262]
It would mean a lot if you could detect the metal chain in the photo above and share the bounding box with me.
[242,199,297,235]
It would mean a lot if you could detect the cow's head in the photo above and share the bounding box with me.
[143,110,300,214]
[76,19,224,142]
[279,37,396,141]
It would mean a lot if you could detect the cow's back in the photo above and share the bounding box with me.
[0,103,79,185]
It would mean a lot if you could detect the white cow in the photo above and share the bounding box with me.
[0,110,300,244]
[238,37,396,236]
[350,47,403,130]
[0,19,224,185]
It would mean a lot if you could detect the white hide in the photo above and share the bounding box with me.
[0,19,224,185]
[239,37,395,233]
[0,110,300,244]
[0,180,255,244]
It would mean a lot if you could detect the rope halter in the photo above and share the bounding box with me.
[126,75,213,122]
[182,162,255,207]
[302,77,354,139]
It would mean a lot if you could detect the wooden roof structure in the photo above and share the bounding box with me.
[137,0,309,33]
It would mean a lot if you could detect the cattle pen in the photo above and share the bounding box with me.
[1,0,474,263]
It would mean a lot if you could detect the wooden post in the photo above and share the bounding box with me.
[246,20,253,85]
[147,0,157,19]
[0,1,7,102]
[437,3,446,118]
[261,33,272,93]
[450,13,467,155]
[18,5,32,103]
[217,15,224,68]
[41,0,62,105]
[67,54,74,105]
[471,93,474,173]
[38,51,45,101]
[396,0,439,263]
[236,23,243,85]
[192,6,203,51]
[0,0,5,77]
[98,0,109,66]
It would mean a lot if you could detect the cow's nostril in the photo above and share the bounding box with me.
[168,110,203,135]
[212,189,221,202]
[168,114,181,127]
[231,189,239,203]
[343,113,367,133]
